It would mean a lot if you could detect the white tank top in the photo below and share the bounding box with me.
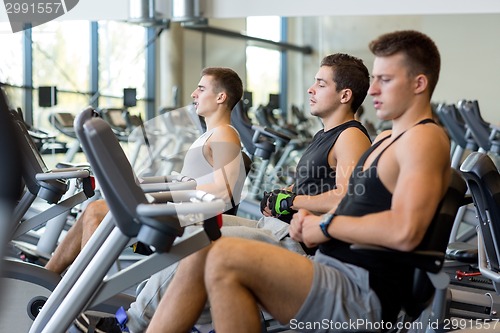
[180,126,246,211]
[181,128,217,185]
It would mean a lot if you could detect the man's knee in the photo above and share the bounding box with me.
[86,199,107,211]
[83,199,109,227]
[205,238,247,286]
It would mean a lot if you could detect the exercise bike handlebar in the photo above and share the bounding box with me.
[137,193,225,217]
[251,124,292,144]
[138,174,197,193]
[140,180,197,192]
[142,189,217,202]
[138,174,195,184]
[35,168,91,181]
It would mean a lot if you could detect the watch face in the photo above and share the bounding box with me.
[320,213,334,239]
[321,214,333,223]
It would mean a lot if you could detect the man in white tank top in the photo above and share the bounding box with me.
[53,67,254,333]
[178,67,246,213]
[46,67,246,275]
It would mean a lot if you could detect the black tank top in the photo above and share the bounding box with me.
[294,120,370,196]
[318,118,436,322]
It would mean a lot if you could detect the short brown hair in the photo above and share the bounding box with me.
[201,67,243,110]
[369,30,441,97]
[320,53,370,113]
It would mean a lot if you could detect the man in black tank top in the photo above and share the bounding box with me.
[257,54,371,257]
[146,31,452,333]
[261,54,372,223]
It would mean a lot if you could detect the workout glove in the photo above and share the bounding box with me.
[260,191,272,214]
[267,189,297,217]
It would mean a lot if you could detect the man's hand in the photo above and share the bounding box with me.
[290,209,309,243]
[267,189,297,217]
[260,191,273,216]
[301,213,331,248]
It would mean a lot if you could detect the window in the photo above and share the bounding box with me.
[0,22,25,108]
[245,17,281,108]
[98,21,146,114]
[32,21,90,128]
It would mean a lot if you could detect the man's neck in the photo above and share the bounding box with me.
[204,108,231,131]
[390,103,434,138]
[321,108,355,131]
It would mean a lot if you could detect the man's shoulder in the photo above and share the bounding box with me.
[401,122,448,145]
[212,124,238,135]
[335,125,373,147]
[210,124,242,144]
[396,124,450,165]
[372,130,392,144]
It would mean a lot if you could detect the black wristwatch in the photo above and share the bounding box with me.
[319,213,336,239]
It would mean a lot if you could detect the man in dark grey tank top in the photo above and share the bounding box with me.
[260,54,372,255]
[146,30,452,333]
[261,53,372,222]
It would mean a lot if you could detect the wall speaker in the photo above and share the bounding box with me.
[124,88,137,107]
[38,86,58,107]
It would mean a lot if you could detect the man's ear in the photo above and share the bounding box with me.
[340,88,352,104]
[217,92,227,104]
[414,74,428,95]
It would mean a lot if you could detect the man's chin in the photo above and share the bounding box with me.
[375,109,389,121]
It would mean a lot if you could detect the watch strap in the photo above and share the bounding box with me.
[319,213,336,239]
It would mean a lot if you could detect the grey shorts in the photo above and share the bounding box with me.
[292,251,383,332]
